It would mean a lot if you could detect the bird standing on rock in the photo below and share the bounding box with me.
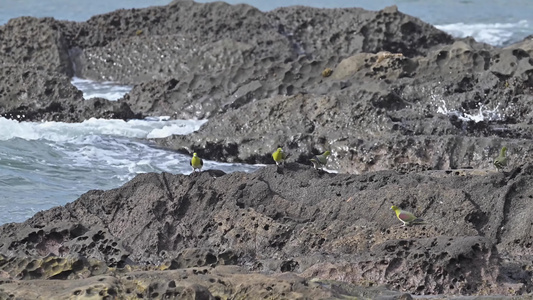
[390,205,425,226]
[190,153,203,173]
[272,147,287,166]
[493,146,508,172]
[310,150,331,170]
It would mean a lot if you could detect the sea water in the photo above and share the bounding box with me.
[0,79,259,225]
[0,0,530,224]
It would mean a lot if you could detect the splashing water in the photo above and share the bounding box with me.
[71,77,132,101]
[434,95,506,123]
[0,79,260,225]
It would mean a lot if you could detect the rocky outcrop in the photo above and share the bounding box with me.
[1,1,533,298]
[0,65,137,122]
[265,5,453,59]
[100,4,456,119]
[155,38,533,173]
[1,164,533,297]
[0,17,74,76]
[0,0,529,132]
[0,1,456,121]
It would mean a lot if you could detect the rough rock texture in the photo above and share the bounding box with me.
[0,17,74,76]
[2,164,533,297]
[76,3,453,119]
[0,65,138,122]
[0,1,455,121]
[156,38,533,173]
[0,265,414,300]
[265,5,452,59]
[2,0,533,298]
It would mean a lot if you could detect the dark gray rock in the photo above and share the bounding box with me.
[265,5,453,59]
[0,1,456,121]
[70,2,456,119]
[0,65,137,122]
[72,1,295,84]
[3,1,533,298]
[3,163,533,296]
[0,17,74,76]
[155,37,533,173]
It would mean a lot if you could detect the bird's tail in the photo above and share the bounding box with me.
[412,218,426,225]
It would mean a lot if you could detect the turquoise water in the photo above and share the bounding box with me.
[0,0,171,24]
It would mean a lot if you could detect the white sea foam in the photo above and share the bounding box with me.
[71,77,132,101]
[0,62,261,225]
[0,117,207,142]
[436,20,530,46]
[0,115,259,225]
[435,98,505,123]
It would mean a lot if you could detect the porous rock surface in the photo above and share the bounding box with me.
[1,164,533,298]
[157,38,533,173]
[0,1,454,121]
[0,64,137,122]
[1,0,533,299]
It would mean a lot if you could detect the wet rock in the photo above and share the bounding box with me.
[154,87,533,173]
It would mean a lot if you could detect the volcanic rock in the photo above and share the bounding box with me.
[2,163,533,297]
[0,0,458,121]
[1,2,533,298]
[0,65,137,122]
[0,17,74,76]
[155,38,533,173]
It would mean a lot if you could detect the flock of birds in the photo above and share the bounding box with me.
[189,148,332,173]
[188,146,509,226]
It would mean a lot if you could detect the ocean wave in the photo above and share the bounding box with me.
[0,117,207,142]
[0,115,257,224]
[71,77,132,101]
[436,20,530,46]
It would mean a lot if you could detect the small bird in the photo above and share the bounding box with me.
[493,146,508,172]
[272,147,288,166]
[190,153,203,172]
[310,150,331,170]
[390,205,425,226]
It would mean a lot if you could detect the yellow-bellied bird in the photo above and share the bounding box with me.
[310,150,331,170]
[493,146,508,172]
[190,153,203,172]
[390,205,425,226]
[272,147,287,166]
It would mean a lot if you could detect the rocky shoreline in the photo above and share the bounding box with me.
[2,165,533,299]
[1,0,533,298]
